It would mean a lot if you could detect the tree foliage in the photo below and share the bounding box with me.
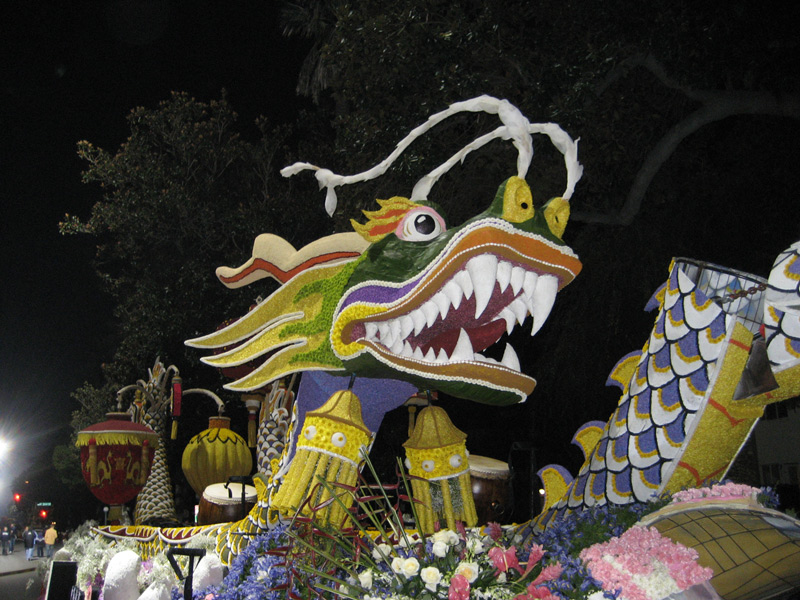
[61,92,329,392]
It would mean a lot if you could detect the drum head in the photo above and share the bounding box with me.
[202,482,257,505]
[468,455,509,477]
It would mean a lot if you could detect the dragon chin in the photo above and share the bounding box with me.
[331,218,582,405]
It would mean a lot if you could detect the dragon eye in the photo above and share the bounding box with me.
[304,425,317,440]
[396,207,446,241]
[422,459,435,472]
[331,432,347,447]
[449,454,463,469]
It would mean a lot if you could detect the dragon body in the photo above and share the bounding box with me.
[537,243,800,526]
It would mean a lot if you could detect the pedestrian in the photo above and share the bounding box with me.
[23,526,36,560]
[9,522,16,553]
[34,527,44,558]
[44,522,58,558]
[1,526,9,555]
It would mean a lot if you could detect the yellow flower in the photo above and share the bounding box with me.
[455,561,480,584]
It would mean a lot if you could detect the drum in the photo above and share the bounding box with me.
[469,455,513,525]
[198,482,257,525]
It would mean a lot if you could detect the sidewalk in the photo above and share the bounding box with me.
[0,547,40,577]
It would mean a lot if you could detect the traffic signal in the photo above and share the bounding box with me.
[13,492,21,503]
[39,509,48,520]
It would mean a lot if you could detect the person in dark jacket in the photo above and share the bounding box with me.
[34,528,44,557]
[1,526,9,555]
[23,526,36,560]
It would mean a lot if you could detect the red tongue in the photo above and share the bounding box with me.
[423,319,507,356]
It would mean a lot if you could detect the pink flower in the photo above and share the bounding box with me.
[485,522,503,541]
[530,563,563,587]
[514,585,559,600]
[520,544,545,579]
[449,573,471,600]
[489,545,521,575]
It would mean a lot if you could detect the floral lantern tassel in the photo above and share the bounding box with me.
[403,405,477,533]
[243,394,263,448]
[272,390,370,526]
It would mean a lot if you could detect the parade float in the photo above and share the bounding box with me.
[61,97,800,600]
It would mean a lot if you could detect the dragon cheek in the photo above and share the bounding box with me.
[331,304,384,357]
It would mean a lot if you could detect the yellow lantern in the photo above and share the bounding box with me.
[403,405,478,533]
[272,390,371,526]
[181,416,253,497]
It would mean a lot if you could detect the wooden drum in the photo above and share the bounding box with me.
[198,482,257,525]
[469,455,513,525]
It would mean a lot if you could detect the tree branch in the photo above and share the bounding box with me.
[574,57,800,225]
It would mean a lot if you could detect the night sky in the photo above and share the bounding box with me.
[0,1,308,496]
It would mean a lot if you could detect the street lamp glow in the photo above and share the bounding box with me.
[0,437,11,459]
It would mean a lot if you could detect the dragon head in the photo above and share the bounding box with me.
[187,97,582,406]
[331,176,581,405]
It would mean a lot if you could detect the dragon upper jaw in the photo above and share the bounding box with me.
[359,254,560,366]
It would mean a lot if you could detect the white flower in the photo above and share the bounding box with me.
[398,535,421,548]
[358,569,374,590]
[467,536,485,555]
[496,572,507,584]
[432,529,460,546]
[372,543,393,561]
[420,566,442,591]
[432,541,449,558]
[400,557,420,578]
[455,561,480,584]
[391,557,405,574]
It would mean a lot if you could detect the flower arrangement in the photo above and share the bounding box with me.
[342,525,563,600]
[579,526,713,600]
[74,478,785,600]
[671,482,761,504]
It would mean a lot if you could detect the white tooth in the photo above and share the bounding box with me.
[500,343,521,371]
[497,310,515,335]
[378,322,393,346]
[425,347,438,362]
[443,280,464,310]
[523,271,539,298]
[467,254,498,319]
[365,322,378,340]
[421,301,439,327]
[510,266,526,295]
[390,319,402,342]
[451,328,474,361]
[520,293,535,315]
[531,275,559,336]
[413,346,426,360]
[436,348,449,363]
[390,337,404,354]
[510,298,528,325]
[453,270,474,300]
[411,309,427,336]
[400,315,415,339]
[432,292,450,320]
[401,340,414,357]
[473,353,497,364]
[497,261,512,293]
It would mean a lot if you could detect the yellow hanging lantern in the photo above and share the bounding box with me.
[272,390,370,526]
[181,416,253,497]
[403,405,477,533]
